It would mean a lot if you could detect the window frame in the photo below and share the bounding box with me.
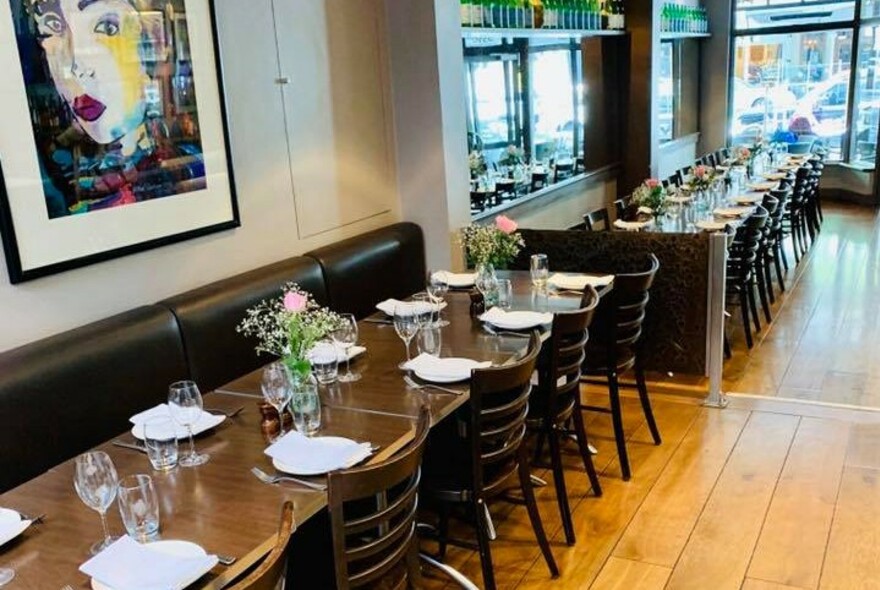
[727,0,880,167]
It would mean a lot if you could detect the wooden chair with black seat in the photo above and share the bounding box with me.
[583,207,611,232]
[225,502,296,590]
[579,254,662,481]
[327,406,435,590]
[614,195,634,221]
[419,332,557,590]
[527,288,603,546]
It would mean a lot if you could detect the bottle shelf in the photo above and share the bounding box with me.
[659,31,711,40]
[462,26,626,38]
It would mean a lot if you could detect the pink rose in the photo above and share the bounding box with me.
[694,165,707,178]
[495,215,518,234]
[645,178,660,189]
[283,292,308,312]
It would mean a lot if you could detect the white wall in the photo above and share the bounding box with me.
[0,0,400,352]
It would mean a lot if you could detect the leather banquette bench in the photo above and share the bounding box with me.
[0,223,425,493]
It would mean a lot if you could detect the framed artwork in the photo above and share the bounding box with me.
[0,0,238,283]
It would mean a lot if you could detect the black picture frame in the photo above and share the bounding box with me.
[0,0,239,284]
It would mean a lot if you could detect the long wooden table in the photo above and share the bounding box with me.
[0,272,607,589]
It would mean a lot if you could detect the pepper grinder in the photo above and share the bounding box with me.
[470,290,485,318]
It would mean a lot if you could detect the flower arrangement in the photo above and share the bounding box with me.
[460,215,525,269]
[497,145,525,168]
[237,283,344,380]
[632,178,667,217]
[688,164,715,191]
[469,150,488,177]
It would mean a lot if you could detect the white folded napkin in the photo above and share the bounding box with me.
[80,536,218,590]
[714,207,751,218]
[763,173,787,181]
[748,182,776,191]
[0,509,30,548]
[432,271,477,288]
[376,299,447,316]
[637,206,654,216]
[266,431,372,472]
[308,345,366,363]
[479,307,553,330]
[129,404,221,440]
[548,273,614,291]
[613,219,654,232]
[403,353,491,382]
[731,193,762,204]
[696,220,728,232]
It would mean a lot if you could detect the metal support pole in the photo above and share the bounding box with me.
[704,231,729,408]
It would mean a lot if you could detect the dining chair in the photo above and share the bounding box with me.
[327,406,431,590]
[707,153,718,167]
[580,254,661,481]
[614,195,634,221]
[753,199,776,324]
[726,208,768,349]
[583,207,611,232]
[226,501,296,590]
[528,288,602,546]
[531,171,549,192]
[783,167,811,263]
[554,161,575,183]
[769,187,792,274]
[420,333,558,590]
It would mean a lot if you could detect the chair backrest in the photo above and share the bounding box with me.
[707,153,718,167]
[590,254,660,351]
[327,407,431,590]
[468,332,542,496]
[227,502,296,590]
[554,162,575,183]
[584,207,611,232]
[614,195,634,220]
[541,288,599,414]
[531,172,549,192]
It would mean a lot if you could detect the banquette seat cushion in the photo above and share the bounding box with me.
[0,306,188,492]
[304,223,426,319]
[159,257,328,392]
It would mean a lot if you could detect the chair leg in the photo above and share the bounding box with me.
[517,448,559,578]
[779,235,790,271]
[608,371,631,481]
[532,430,547,466]
[437,503,450,560]
[747,280,762,334]
[406,541,425,588]
[635,362,661,445]
[773,244,786,292]
[572,407,602,496]
[755,268,772,325]
[764,258,775,304]
[473,499,496,590]
[547,426,576,546]
[740,295,754,349]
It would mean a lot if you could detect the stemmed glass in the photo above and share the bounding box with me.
[0,567,12,586]
[168,381,210,467]
[530,254,549,292]
[74,451,119,555]
[331,313,361,383]
[393,302,420,369]
[261,362,292,441]
[426,270,450,327]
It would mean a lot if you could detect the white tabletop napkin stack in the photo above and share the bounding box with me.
[548,273,614,291]
[613,219,655,232]
[479,308,553,330]
[80,536,218,590]
[432,271,477,288]
[376,299,446,316]
[265,431,372,472]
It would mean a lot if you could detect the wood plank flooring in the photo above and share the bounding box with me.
[419,391,880,589]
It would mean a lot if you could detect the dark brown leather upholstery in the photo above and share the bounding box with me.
[159,257,328,392]
[304,223,426,319]
[0,306,188,493]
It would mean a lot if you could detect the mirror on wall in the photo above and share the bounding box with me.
[464,35,587,215]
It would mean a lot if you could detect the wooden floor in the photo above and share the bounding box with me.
[722,201,880,406]
[420,390,880,589]
[419,201,880,589]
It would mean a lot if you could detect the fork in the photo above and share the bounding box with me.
[482,324,532,338]
[251,467,327,491]
[403,375,466,396]
[205,406,245,418]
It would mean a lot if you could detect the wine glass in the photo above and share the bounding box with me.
[0,567,13,586]
[393,302,420,369]
[74,451,119,555]
[475,263,499,306]
[426,270,450,327]
[331,313,361,383]
[168,381,210,466]
[261,362,292,440]
[411,292,436,329]
[530,254,549,292]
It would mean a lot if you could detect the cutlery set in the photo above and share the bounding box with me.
[403,375,466,396]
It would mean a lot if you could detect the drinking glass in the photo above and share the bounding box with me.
[417,325,442,357]
[168,381,209,467]
[475,263,499,307]
[143,416,179,472]
[310,340,339,385]
[291,381,321,436]
[393,302,419,369]
[74,451,119,555]
[496,279,513,309]
[261,362,292,441]
[426,270,450,327]
[530,254,549,291]
[411,292,436,328]
[0,568,12,586]
[117,474,160,543]
[330,313,360,383]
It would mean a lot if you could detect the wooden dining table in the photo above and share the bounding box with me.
[0,271,610,589]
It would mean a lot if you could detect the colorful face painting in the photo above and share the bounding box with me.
[12,0,206,218]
